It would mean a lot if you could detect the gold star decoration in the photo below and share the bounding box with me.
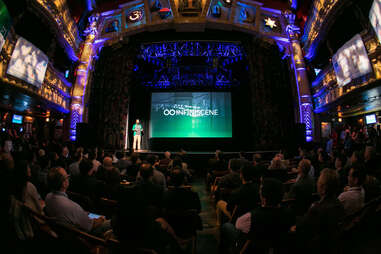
[264,17,277,29]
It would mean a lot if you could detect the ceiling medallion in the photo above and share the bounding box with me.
[127,9,143,23]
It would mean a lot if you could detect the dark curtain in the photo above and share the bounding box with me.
[243,38,296,150]
[88,42,138,149]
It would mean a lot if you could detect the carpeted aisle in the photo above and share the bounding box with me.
[192,178,219,254]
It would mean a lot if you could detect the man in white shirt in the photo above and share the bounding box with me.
[338,166,366,215]
[45,167,110,236]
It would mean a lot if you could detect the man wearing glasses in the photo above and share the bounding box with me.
[44,167,111,236]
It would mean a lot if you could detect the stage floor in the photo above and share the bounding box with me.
[127,150,279,155]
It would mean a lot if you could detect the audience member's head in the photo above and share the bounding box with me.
[130,152,139,164]
[317,168,340,198]
[79,158,94,176]
[228,158,242,172]
[297,159,311,176]
[139,163,153,181]
[260,178,283,207]
[253,153,262,165]
[73,151,82,162]
[241,163,256,183]
[164,151,171,159]
[170,168,186,187]
[13,160,30,200]
[335,155,346,170]
[364,146,376,161]
[145,155,156,165]
[62,146,69,157]
[103,156,113,170]
[88,150,97,161]
[348,166,366,187]
[116,151,124,160]
[47,167,69,192]
[268,156,284,170]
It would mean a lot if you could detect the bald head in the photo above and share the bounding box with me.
[164,151,171,159]
[103,156,113,169]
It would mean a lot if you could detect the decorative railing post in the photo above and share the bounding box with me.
[284,10,314,142]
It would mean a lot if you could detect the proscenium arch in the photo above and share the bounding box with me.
[69,1,313,143]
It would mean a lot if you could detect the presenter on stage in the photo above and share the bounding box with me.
[132,119,143,151]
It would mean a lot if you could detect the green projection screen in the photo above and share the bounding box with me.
[150,92,232,138]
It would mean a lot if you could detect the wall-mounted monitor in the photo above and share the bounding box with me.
[332,34,372,87]
[12,114,23,124]
[370,0,381,43]
[365,114,377,125]
[7,37,49,88]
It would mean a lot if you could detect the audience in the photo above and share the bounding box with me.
[4,125,381,254]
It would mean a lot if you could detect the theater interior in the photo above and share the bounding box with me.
[2,0,381,254]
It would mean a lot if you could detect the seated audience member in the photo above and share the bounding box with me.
[293,168,345,253]
[113,185,185,254]
[68,152,82,177]
[45,167,111,236]
[134,163,165,211]
[252,153,267,176]
[137,155,166,189]
[335,155,347,189]
[216,163,260,225]
[60,146,71,169]
[338,165,366,215]
[95,157,121,199]
[220,178,294,254]
[75,158,105,200]
[125,152,141,181]
[286,159,315,215]
[164,169,201,212]
[268,155,286,170]
[88,150,101,173]
[217,158,243,198]
[158,151,172,173]
[364,146,380,178]
[12,160,43,214]
[115,151,130,175]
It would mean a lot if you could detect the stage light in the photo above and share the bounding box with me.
[159,8,171,19]
[222,0,232,7]
[211,5,221,18]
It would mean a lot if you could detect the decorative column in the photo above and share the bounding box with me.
[284,11,314,142]
[69,14,100,141]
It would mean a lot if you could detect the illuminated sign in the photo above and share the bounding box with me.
[127,9,143,23]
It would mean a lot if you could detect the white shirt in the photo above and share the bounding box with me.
[338,186,365,215]
[45,191,93,232]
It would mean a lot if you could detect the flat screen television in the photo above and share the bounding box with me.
[370,0,381,43]
[332,34,372,87]
[365,114,377,125]
[12,114,23,124]
[6,37,49,88]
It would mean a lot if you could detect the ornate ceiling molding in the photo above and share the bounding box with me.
[301,0,351,60]
[28,0,82,61]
